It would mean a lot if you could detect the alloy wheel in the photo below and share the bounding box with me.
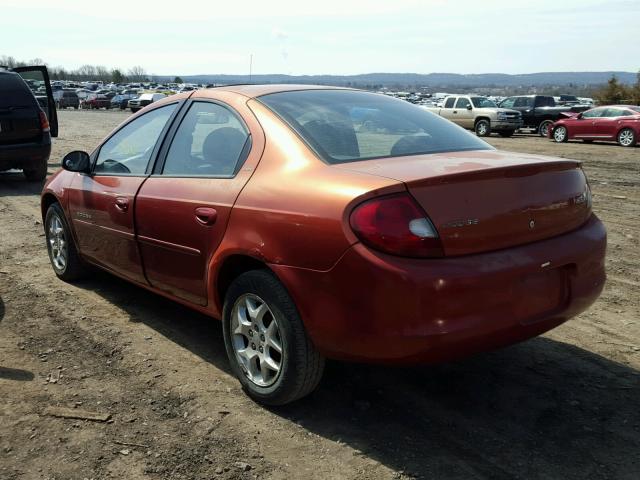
[618,129,634,147]
[48,214,67,271]
[230,294,283,387]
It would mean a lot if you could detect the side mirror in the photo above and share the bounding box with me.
[466,104,472,111]
[62,150,91,173]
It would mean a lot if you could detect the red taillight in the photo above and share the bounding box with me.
[350,193,444,258]
[39,110,50,133]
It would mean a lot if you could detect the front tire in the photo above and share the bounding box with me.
[617,128,636,147]
[553,125,568,143]
[45,203,88,281]
[538,120,554,137]
[222,270,325,405]
[475,119,491,137]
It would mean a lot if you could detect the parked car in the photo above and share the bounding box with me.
[54,90,79,109]
[42,86,606,405]
[110,93,137,110]
[0,65,58,181]
[82,94,111,109]
[499,95,589,136]
[127,93,165,113]
[425,95,522,137]
[550,105,640,147]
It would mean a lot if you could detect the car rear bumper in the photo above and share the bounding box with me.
[272,214,606,364]
[0,137,51,171]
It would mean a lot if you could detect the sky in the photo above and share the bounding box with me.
[1,0,639,77]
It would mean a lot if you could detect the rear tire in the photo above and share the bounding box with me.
[23,159,48,181]
[617,128,636,147]
[45,203,88,281]
[222,270,325,405]
[475,119,491,137]
[538,120,554,137]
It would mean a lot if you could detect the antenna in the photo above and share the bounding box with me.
[249,54,253,84]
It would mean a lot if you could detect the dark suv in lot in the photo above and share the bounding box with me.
[55,90,80,109]
[0,66,58,181]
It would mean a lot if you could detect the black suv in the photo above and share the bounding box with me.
[0,66,58,181]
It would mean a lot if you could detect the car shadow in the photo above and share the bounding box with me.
[76,271,639,479]
[0,170,47,197]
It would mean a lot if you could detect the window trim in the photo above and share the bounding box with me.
[89,100,184,177]
[151,98,252,179]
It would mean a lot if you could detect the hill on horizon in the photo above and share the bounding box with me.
[158,71,637,88]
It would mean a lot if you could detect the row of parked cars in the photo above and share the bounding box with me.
[53,88,169,112]
[424,94,639,147]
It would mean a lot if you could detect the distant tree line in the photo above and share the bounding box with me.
[593,73,640,105]
[0,55,149,83]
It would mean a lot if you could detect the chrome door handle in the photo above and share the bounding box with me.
[195,207,217,226]
[115,197,129,212]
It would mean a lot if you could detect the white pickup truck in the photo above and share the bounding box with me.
[424,95,522,137]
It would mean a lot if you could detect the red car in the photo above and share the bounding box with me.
[550,105,640,147]
[82,93,111,110]
[41,86,606,405]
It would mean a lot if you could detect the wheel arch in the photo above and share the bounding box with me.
[214,254,274,313]
[41,192,60,221]
[474,116,491,126]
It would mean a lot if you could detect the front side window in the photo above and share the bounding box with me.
[162,101,249,176]
[471,97,498,108]
[582,108,606,119]
[95,103,177,175]
[500,98,516,108]
[259,90,491,164]
[455,97,471,109]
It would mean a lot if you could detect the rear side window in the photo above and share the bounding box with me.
[259,90,491,164]
[444,97,455,108]
[514,97,534,108]
[95,103,177,175]
[162,101,249,176]
[0,72,36,108]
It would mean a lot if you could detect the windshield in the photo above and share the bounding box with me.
[471,97,498,108]
[259,90,492,164]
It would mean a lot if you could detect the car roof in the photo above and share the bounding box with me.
[204,84,353,98]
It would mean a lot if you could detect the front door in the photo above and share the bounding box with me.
[453,97,474,128]
[67,102,179,283]
[573,107,607,138]
[135,98,255,305]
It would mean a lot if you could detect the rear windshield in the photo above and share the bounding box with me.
[0,72,37,108]
[259,90,491,164]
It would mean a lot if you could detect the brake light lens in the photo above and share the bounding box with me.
[350,193,444,258]
[39,110,50,133]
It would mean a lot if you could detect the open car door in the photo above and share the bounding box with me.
[11,66,58,137]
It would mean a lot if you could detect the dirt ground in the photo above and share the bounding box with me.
[1,109,639,480]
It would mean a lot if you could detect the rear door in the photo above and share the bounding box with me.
[12,66,58,137]
[66,101,181,283]
[134,94,262,305]
[439,97,456,120]
[593,107,625,139]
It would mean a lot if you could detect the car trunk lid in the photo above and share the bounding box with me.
[336,150,591,256]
